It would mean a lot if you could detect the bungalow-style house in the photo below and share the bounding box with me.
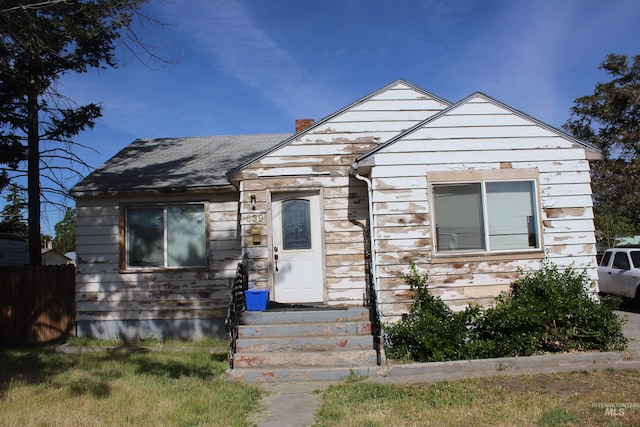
[71,79,601,342]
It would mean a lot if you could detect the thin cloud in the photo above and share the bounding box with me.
[166,0,337,118]
[446,0,580,125]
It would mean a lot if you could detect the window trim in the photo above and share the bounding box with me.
[119,202,209,271]
[428,169,543,257]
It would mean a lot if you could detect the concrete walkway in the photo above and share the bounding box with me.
[251,309,640,427]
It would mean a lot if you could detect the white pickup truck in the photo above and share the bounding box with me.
[597,247,640,307]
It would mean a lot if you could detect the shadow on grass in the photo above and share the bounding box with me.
[0,344,229,399]
[0,344,73,396]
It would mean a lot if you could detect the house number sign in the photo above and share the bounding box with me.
[245,214,265,224]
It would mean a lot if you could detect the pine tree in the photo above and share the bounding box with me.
[0,183,28,238]
[0,0,156,264]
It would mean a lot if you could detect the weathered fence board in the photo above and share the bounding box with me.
[0,265,75,345]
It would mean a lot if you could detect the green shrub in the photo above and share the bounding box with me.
[384,260,628,362]
[383,262,480,362]
[468,261,627,357]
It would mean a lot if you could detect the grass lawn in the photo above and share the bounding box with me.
[4,344,640,426]
[315,369,640,426]
[0,342,261,427]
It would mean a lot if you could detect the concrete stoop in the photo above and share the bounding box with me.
[226,307,640,384]
[226,306,382,383]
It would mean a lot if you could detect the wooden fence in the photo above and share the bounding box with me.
[0,265,75,345]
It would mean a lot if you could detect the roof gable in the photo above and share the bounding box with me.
[355,92,601,165]
[227,79,451,180]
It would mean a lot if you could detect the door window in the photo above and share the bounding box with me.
[281,199,311,250]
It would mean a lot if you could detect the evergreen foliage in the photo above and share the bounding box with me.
[0,0,153,264]
[564,53,640,239]
[0,182,27,237]
[52,207,75,253]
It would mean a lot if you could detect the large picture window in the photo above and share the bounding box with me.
[433,181,539,253]
[125,204,206,268]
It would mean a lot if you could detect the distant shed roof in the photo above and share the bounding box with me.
[72,134,290,196]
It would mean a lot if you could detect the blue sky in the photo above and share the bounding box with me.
[32,0,640,234]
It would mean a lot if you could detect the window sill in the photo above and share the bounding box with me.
[119,266,209,274]
[431,250,545,264]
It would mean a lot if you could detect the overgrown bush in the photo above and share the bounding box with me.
[468,261,627,358]
[383,260,628,362]
[383,262,480,362]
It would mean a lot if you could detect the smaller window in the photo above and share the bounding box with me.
[125,204,206,269]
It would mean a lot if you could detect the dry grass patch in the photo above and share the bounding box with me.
[315,369,640,426]
[0,344,260,427]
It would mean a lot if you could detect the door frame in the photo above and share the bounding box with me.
[267,188,326,303]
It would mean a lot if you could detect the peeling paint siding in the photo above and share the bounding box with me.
[373,201,429,215]
[539,171,592,185]
[371,188,427,203]
[76,309,225,322]
[372,149,589,166]
[541,219,597,233]
[539,183,594,197]
[326,253,365,266]
[349,99,447,112]
[75,192,241,325]
[366,99,599,319]
[370,160,592,178]
[235,83,449,304]
[374,226,429,240]
[389,137,576,153]
[338,110,443,121]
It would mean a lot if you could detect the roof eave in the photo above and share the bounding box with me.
[71,184,237,199]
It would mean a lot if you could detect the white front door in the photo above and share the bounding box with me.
[271,191,324,303]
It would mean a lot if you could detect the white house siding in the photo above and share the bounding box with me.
[362,95,599,318]
[75,192,241,339]
[233,82,449,305]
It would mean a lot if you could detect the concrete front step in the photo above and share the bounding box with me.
[228,306,380,383]
[238,321,371,338]
[233,349,379,368]
[240,307,370,325]
[236,334,373,352]
[226,365,385,383]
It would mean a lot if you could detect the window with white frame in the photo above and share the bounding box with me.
[432,180,539,253]
[124,204,206,268]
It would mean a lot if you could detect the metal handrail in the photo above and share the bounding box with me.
[364,249,383,365]
[226,252,248,369]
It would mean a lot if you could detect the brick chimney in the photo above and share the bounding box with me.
[295,118,314,133]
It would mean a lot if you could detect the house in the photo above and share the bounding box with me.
[71,80,601,340]
[0,234,29,266]
[41,248,73,266]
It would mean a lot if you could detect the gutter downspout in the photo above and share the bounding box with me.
[351,163,386,318]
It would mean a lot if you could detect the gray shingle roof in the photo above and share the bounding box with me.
[72,134,291,196]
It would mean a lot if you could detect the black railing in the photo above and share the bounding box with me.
[364,250,383,365]
[226,252,248,369]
